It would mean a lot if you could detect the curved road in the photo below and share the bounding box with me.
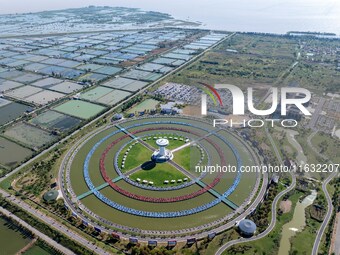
[308,132,338,255]
[216,173,296,255]
[312,171,338,255]
[215,125,291,255]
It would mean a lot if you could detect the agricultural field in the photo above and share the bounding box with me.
[80,86,131,106]
[0,102,32,126]
[152,57,185,66]
[10,73,43,84]
[0,80,23,92]
[122,69,163,82]
[0,98,11,108]
[163,52,192,61]
[4,85,43,100]
[102,77,148,92]
[23,244,51,255]
[0,217,32,254]
[0,137,33,168]
[30,77,64,88]
[97,89,131,106]
[53,100,106,119]
[49,81,84,94]
[137,63,173,73]
[29,110,82,132]
[25,90,65,105]
[78,72,107,83]
[94,66,122,76]
[127,98,160,113]
[3,123,57,149]
[162,34,298,90]
[80,86,114,102]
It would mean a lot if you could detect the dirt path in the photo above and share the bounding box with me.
[16,237,37,255]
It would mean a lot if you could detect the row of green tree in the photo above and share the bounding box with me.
[0,195,94,255]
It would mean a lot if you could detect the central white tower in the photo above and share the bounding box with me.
[151,138,173,162]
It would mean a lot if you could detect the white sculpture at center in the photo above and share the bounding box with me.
[151,139,173,162]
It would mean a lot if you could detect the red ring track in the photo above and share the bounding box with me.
[99,127,227,203]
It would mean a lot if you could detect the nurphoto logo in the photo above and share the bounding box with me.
[200,84,312,128]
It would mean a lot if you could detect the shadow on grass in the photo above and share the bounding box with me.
[141,161,156,170]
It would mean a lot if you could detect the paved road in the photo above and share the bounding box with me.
[308,132,338,255]
[0,206,76,255]
[308,132,338,254]
[215,173,296,255]
[312,171,338,255]
[215,124,293,255]
[0,189,111,255]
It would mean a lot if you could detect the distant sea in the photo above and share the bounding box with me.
[113,0,340,35]
[153,0,340,35]
[1,0,340,35]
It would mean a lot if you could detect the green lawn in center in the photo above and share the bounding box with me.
[120,135,191,173]
[129,162,189,187]
[173,145,207,177]
[119,143,151,172]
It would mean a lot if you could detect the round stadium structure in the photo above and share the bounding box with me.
[43,190,59,202]
[59,115,267,243]
[238,219,257,237]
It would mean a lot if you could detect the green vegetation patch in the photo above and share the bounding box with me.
[224,190,302,255]
[311,132,340,163]
[23,244,52,255]
[173,145,204,174]
[0,136,33,168]
[3,123,57,149]
[162,34,297,89]
[29,110,81,132]
[127,98,160,114]
[119,143,152,172]
[53,100,106,119]
[0,217,31,254]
